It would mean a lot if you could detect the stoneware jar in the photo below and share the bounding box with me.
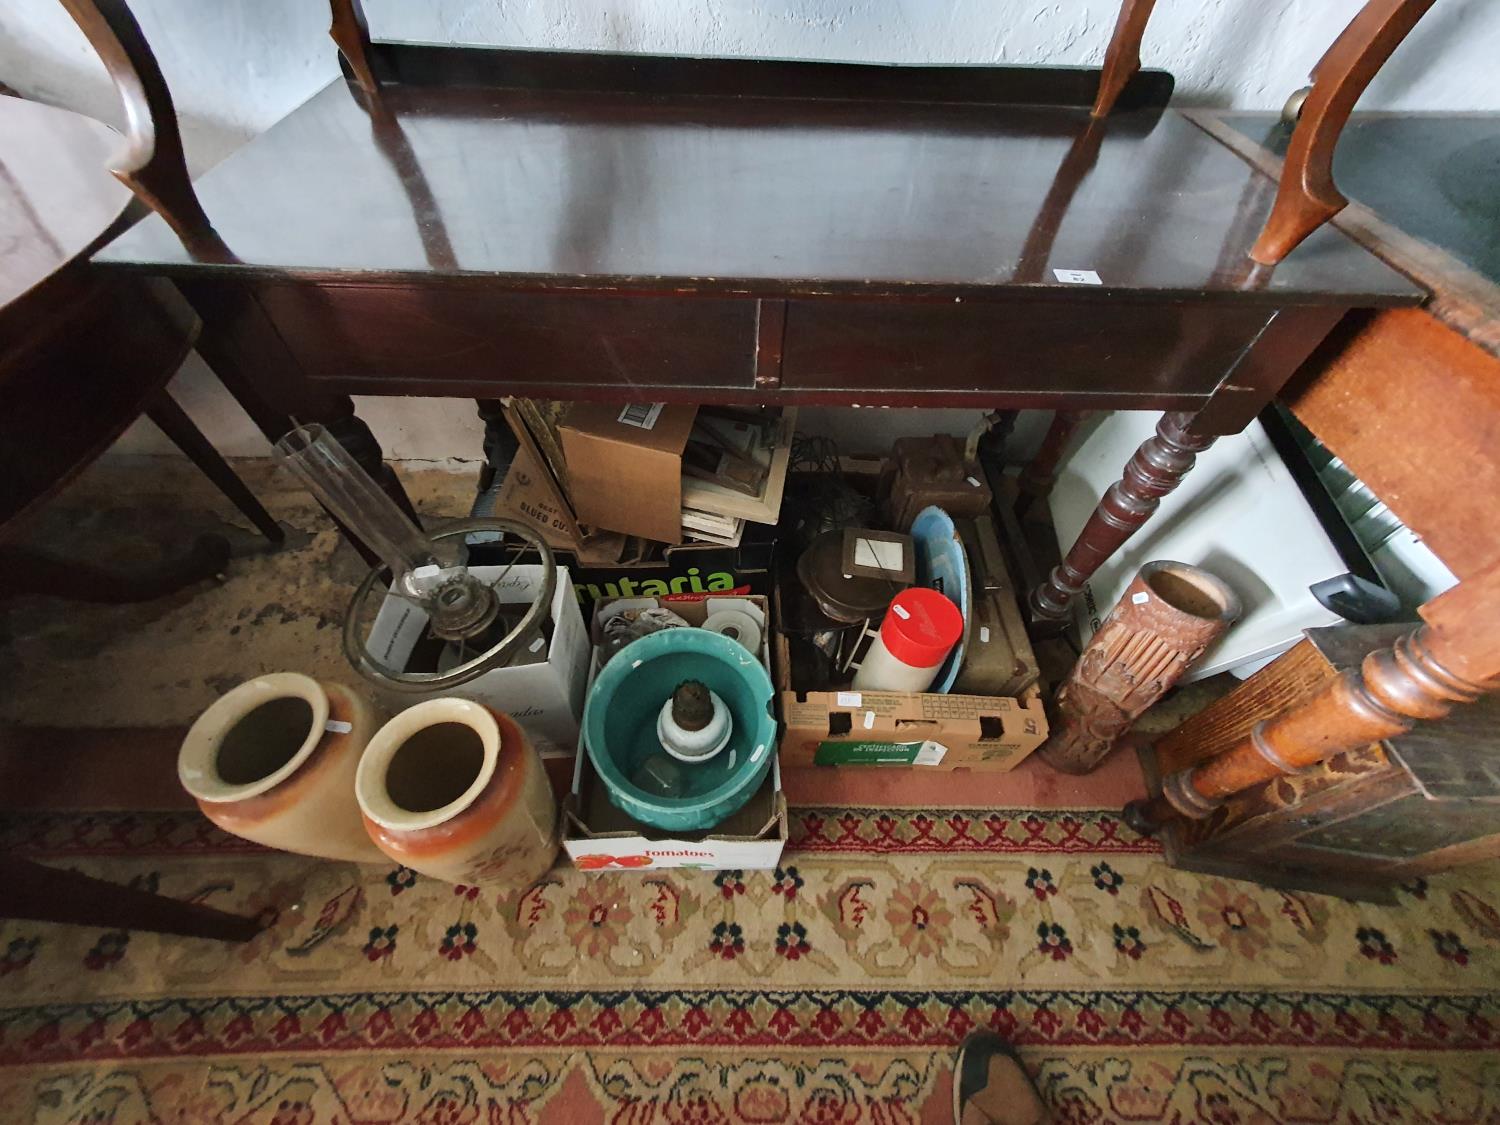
[178,672,386,862]
[355,699,558,885]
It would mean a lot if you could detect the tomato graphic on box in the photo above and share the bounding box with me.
[573,853,653,870]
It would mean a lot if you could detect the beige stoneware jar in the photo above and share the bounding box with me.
[356,699,558,885]
[178,672,386,863]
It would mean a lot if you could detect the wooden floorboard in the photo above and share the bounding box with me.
[0,726,193,811]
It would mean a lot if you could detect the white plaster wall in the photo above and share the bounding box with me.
[3,0,1494,460]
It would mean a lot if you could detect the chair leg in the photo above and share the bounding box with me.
[0,535,230,604]
[145,390,283,543]
[0,854,262,942]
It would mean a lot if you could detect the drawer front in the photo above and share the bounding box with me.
[257,284,758,391]
[780,299,1272,396]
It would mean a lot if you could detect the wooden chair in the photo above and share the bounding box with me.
[1014,0,1435,537]
[0,99,281,600]
[55,0,412,565]
[1118,94,1500,866]
[1092,0,1435,263]
[0,46,277,944]
[1125,564,1500,838]
[3,8,282,595]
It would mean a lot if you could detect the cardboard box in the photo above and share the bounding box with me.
[494,428,585,552]
[562,593,787,871]
[570,536,774,608]
[475,522,775,616]
[780,685,1047,770]
[774,590,1048,770]
[487,399,630,565]
[560,402,698,543]
[564,755,787,871]
[590,592,772,667]
[364,565,590,755]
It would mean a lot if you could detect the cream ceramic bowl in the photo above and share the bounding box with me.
[178,672,386,862]
[355,699,557,886]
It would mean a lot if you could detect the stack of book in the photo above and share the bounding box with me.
[680,407,796,545]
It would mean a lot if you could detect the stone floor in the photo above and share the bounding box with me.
[0,455,483,729]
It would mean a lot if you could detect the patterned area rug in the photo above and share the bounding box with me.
[1,807,1498,1123]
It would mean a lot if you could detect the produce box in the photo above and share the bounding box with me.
[561,594,788,871]
[774,587,1048,770]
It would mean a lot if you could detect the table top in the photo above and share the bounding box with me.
[0,96,131,312]
[1220,112,1499,290]
[96,49,1418,308]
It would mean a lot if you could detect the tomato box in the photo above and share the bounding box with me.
[561,594,788,871]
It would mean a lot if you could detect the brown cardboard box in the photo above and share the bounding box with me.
[492,443,632,566]
[491,400,631,565]
[562,592,788,871]
[564,751,788,871]
[495,432,585,552]
[774,589,1048,771]
[779,685,1048,771]
[560,402,698,542]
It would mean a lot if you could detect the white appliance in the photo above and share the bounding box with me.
[1308,450,1456,609]
[1048,413,1349,681]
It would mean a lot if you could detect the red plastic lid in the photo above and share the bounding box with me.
[879,588,963,669]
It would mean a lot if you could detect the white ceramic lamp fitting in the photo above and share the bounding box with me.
[656,680,732,763]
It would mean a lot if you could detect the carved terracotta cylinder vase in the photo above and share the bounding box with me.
[178,673,387,862]
[355,699,558,885]
[1038,561,1240,775]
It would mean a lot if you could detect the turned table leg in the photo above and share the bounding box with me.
[1028,411,1215,627]
[1124,567,1500,834]
[1015,409,1091,519]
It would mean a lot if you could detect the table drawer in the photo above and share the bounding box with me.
[780,299,1272,396]
[257,284,758,391]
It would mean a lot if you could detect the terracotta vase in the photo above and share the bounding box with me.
[178,673,387,862]
[355,699,558,885]
[1038,560,1240,775]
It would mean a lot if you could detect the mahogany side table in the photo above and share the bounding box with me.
[87,34,1423,614]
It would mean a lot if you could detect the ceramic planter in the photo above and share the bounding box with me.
[178,672,386,862]
[355,699,558,885]
[583,628,776,832]
[1038,560,1241,775]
